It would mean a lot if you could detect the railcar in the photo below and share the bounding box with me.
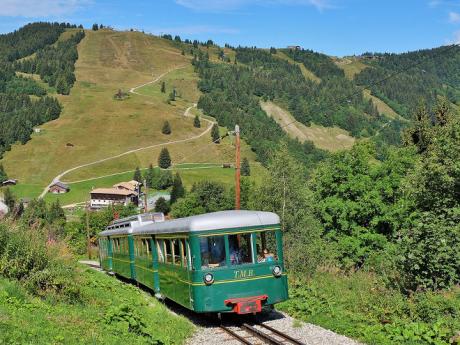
[98,210,288,314]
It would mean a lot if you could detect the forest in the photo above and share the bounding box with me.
[0,23,83,157]
[354,45,460,117]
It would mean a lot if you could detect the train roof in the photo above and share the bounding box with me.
[99,210,280,237]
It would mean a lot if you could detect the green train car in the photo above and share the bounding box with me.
[98,210,288,314]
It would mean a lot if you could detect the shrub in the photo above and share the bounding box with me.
[0,222,81,302]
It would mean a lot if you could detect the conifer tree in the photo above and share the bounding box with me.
[161,81,166,93]
[162,121,172,135]
[158,148,171,169]
[144,164,155,188]
[92,23,99,31]
[211,123,220,143]
[193,115,201,128]
[241,157,251,176]
[170,173,185,204]
[133,166,142,182]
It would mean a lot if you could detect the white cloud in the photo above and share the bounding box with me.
[150,25,239,36]
[449,11,460,22]
[175,0,334,12]
[0,0,91,17]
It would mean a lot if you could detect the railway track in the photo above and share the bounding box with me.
[220,321,306,345]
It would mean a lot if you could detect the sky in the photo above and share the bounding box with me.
[1,0,460,56]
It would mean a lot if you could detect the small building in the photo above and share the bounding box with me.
[2,179,17,186]
[33,128,41,133]
[48,181,70,194]
[287,45,301,50]
[90,188,138,209]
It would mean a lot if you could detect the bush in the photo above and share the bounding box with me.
[0,222,81,302]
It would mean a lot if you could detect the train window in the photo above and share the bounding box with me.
[228,233,253,265]
[173,240,181,265]
[200,236,226,268]
[165,240,173,264]
[255,231,278,262]
[156,240,165,262]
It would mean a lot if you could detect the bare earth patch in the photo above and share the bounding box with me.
[260,101,355,152]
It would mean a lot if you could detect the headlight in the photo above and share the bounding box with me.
[272,265,282,277]
[203,273,214,285]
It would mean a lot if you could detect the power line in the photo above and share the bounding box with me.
[280,44,460,131]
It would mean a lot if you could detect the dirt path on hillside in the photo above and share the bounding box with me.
[39,65,213,199]
[129,64,187,95]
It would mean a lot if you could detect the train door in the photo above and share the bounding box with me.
[184,238,193,309]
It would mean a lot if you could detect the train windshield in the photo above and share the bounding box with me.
[200,236,226,268]
[256,231,278,263]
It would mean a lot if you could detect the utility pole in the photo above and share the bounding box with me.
[143,178,148,213]
[86,201,92,260]
[235,124,241,210]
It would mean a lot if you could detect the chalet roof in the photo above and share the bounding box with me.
[113,181,138,191]
[90,188,137,196]
[50,181,69,190]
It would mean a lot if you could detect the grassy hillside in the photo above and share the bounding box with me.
[2,29,257,201]
[0,266,193,344]
[260,101,355,151]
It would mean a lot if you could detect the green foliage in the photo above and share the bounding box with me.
[193,114,201,128]
[170,173,185,204]
[252,143,328,274]
[0,164,6,183]
[158,148,171,169]
[309,141,416,269]
[279,272,460,345]
[0,222,81,302]
[0,93,61,156]
[152,169,173,190]
[5,75,46,96]
[0,267,193,344]
[194,48,327,165]
[354,46,460,116]
[171,181,232,218]
[133,166,142,183]
[161,120,171,135]
[0,22,69,61]
[15,30,85,95]
[144,164,155,188]
[241,157,250,176]
[211,123,220,143]
[154,197,170,214]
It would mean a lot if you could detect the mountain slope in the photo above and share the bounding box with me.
[2,29,256,200]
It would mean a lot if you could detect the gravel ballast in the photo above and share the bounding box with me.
[185,310,363,345]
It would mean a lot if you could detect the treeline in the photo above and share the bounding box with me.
[194,50,326,165]
[16,31,85,95]
[282,48,344,78]
[0,22,74,61]
[233,47,398,138]
[354,45,460,117]
[0,94,61,153]
[0,22,83,157]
